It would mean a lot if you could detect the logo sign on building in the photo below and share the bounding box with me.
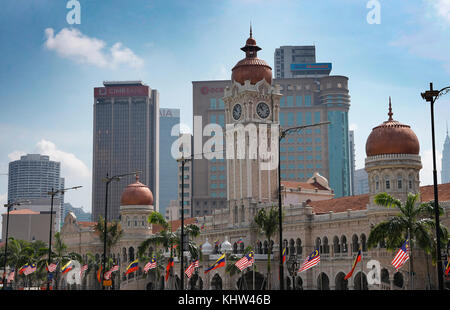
[290,63,332,71]
[94,86,149,97]
[160,108,180,118]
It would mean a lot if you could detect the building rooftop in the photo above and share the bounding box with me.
[103,81,144,86]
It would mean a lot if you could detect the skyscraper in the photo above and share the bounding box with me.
[92,81,159,222]
[349,130,356,195]
[442,126,450,184]
[274,45,332,79]
[159,108,180,217]
[7,154,64,229]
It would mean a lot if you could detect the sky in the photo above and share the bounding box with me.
[0,0,450,220]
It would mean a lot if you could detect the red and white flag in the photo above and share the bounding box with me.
[184,260,199,279]
[80,264,88,278]
[144,258,157,273]
[7,271,15,283]
[47,262,58,272]
[392,239,410,271]
[235,252,255,271]
[104,265,119,280]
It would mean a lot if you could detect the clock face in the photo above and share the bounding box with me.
[232,104,242,120]
[256,102,270,119]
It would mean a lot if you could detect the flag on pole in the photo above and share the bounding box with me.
[46,262,58,272]
[7,270,15,283]
[144,257,157,273]
[391,239,410,271]
[61,260,74,274]
[18,264,29,275]
[235,251,254,271]
[97,266,102,283]
[282,247,286,264]
[205,254,226,274]
[237,237,244,244]
[24,263,37,275]
[298,249,320,273]
[80,264,88,278]
[185,259,199,279]
[165,257,174,282]
[104,265,119,280]
[444,260,450,276]
[125,259,139,275]
[344,249,362,280]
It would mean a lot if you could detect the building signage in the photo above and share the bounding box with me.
[290,63,332,71]
[200,86,225,95]
[94,86,149,97]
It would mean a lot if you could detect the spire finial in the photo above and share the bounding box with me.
[135,172,140,182]
[250,21,252,38]
[388,96,393,121]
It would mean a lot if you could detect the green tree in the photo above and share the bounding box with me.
[367,192,448,289]
[94,215,123,257]
[50,232,82,290]
[254,206,279,290]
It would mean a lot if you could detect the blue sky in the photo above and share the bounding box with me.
[0,0,450,216]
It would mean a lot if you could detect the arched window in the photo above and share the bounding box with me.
[289,239,295,257]
[269,240,274,254]
[128,247,135,262]
[322,237,329,254]
[257,241,262,254]
[134,216,138,227]
[408,174,413,190]
[127,216,130,227]
[375,175,379,191]
[239,242,244,254]
[397,174,403,190]
[384,175,391,190]
[333,236,340,254]
[341,235,348,253]
[122,247,127,262]
[361,234,367,252]
[315,237,322,253]
[263,241,268,254]
[296,238,302,256]
[240,205,245,223]
[233,243,238,254]
[234,206,238,224]
[141,216,145,226]
[352,234,359,252]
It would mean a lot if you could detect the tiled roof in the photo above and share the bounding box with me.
[307,183,450,215]
[9,209,40,215]
[78,221,97,228]
[419,183,450,203]
[152,217,198,234]
[281,181,329,191]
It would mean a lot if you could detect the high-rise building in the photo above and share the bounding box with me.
[274,45,332,79]
[354,168,369,195]
[159,108,180,217]
[8,154,64,229]
[442,126,450,184]
[92,81,159,222]
[349,130,356,195]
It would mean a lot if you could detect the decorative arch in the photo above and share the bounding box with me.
[335,272,348,290]
[296,238,302,256]
[354,272,368,290]
[317,273,330,290]
[211,274,223,290]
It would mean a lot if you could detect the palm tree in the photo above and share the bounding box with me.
[27,240,48,288]
[94,215,123,258]
[254,206,279,290]
[50,232,82,290]
[4,238,33,288]
[367,192,448,289]
[225,245,254,289]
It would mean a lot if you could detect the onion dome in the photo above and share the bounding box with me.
[220,236,232,253]
[365,97,420,157]
[201,238,213,254]
[231,26,272,85]
[120,174,154,206]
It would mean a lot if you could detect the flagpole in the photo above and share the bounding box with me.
[360,248,363,290]
[408,231,413,290]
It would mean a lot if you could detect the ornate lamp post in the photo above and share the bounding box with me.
[101,172,137,290]
[46,186,82,290]
[421,82,450,290]
[278,121,330,290]
[2,200,29,289]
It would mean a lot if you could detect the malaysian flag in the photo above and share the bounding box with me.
[144,257,157,273]
[7,270,15,283]
[185,259,199,279]
[80,264,88,278]
[235,251,254,271]
[298,249,320,273]
[392,239,410,271]
[24,263,37,275]
[46,262,58,272]
[104,265,119,280]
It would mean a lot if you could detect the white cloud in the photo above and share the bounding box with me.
[428,0,450,22]
[35,139,90,179]
[349,123,358,131]
[0,193,6,206]
[420,149,442,186]
[8,150,26,161]
[44,28,143,69]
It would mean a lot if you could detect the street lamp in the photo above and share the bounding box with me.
[421,82,450,290]
[46,185,82,290]
[2,200,29,289]
[177,155,191,291]
[101,171,138,290]
[278,121,330,290]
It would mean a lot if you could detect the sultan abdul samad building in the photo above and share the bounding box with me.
[60,30,450,290]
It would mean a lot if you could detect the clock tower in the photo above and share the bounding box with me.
[223,28,282,227]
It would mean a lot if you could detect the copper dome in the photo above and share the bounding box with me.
[365,98,420,157]
[231,27,272,85]
[120,175,154,206]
